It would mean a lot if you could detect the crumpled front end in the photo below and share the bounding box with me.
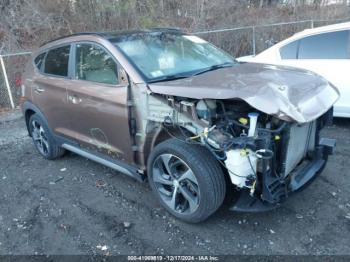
[139,91,336,212]
[138,63,339,212]
[187,99,336,212]
[227,108,336,212]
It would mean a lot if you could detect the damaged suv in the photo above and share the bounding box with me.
[21,29,338,222]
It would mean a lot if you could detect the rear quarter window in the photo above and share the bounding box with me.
[44,45,71,77]
[280,40,299,59]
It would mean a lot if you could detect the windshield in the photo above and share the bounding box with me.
[111,32,235,82]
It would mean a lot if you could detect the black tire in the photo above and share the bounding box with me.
[28,113,65,160]
[147,138,226,223]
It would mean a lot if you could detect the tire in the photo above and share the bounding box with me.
[28,113,65,160]
[147,138,226,223]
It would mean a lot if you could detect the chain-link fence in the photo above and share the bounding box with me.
[0,17,349,109]
[0,52,31,109]
[195,17,350,57]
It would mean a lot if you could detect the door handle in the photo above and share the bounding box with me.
[34,87,45,94]
[68,95,82,104]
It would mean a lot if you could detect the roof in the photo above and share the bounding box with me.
[40,28,183,47]
[256,21,350,53]
[294,21,350,37]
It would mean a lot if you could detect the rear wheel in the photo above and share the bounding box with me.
[147,139,226,223]
[28,114,65,159]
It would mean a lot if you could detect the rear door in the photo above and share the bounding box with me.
[65,42,134,163]
[32,45,72,137]
[279,30,350,117]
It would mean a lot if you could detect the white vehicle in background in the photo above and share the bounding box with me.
[237,22,350,118]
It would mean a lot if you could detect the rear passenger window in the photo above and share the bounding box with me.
[44,45,70,77]
[75,43,118,85]
[34,53,46,70]
[298,30,350,59]
[280,41,298,59]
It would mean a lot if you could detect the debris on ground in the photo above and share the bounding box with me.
[123,222,131,228]
[59,224,70,231]
[96,245,109,251]
[55,176,64,183]
[330,191,337,197]
[96,180,107,188]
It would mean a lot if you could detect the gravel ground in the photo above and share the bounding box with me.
[0,110,349,256]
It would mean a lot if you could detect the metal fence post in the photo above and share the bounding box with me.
[252,26,256,56]
[0,55,15,109]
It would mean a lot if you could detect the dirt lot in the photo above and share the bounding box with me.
[0,110,349,256]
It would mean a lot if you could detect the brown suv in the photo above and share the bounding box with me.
[21,29,338,222]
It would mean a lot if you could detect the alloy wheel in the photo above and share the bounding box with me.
[152,154,200,214]
[31,120,50,156]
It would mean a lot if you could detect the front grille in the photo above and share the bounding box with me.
[282,121,316,177]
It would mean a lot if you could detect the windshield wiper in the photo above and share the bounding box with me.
[148,73,191,83]
[148,62,236,83]
[191,62,236,77]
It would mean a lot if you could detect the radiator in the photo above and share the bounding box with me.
[283,121,316,176]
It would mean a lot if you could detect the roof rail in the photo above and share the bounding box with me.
[40,32,105,47]
[149,27,183,32]
[40,28,184,47]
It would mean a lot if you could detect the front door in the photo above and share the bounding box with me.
[66,42,134,163]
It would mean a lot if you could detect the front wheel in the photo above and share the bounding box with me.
[147,139,226,223]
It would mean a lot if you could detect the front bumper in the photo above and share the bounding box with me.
[230,137,336,212]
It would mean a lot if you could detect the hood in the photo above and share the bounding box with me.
[148,63,339,123]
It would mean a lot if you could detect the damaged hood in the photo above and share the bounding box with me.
[148,63,339,123]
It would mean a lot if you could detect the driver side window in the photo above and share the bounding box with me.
[75,43,119,85]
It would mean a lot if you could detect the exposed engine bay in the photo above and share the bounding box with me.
[144,93,334,208]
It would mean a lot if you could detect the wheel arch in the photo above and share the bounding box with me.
[143,124,196,170]
[143,124,233,190]
[22,101,51,136]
